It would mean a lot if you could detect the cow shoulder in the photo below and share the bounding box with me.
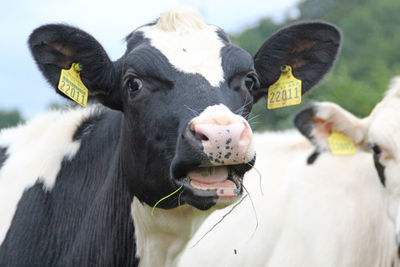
[0,105,104,245]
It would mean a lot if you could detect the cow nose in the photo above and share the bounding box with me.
[192,122,250,150]
[189,105,253,165]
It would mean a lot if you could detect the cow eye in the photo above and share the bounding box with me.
[126,77,143,93]
[244,75,258,91]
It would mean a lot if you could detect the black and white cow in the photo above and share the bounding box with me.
[0,8,340,267]
[294,76,400,256]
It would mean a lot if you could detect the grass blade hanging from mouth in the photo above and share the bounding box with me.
[151,185,184,216]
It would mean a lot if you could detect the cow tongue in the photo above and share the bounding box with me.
[188,167,236,190]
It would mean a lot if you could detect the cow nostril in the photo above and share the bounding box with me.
[189,126,210,142]
[195,132,209,141]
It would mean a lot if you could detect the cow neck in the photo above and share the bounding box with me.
[117,116,214,266]
[116,116,208,266]
[131,197,211,267]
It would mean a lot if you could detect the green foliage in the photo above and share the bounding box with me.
[237,0,400,130]
[0,109,24,130]
[232,18,281,55]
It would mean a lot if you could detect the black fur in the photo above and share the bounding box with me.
[0,147,8,170]
[73,111,103,141]
[216,29,231,44]
[252,22,341,102]
[0,17,341,266]
[0,111,138,266]
[294,104,317,142]
[307,150,320,165]
[372,145,386,186]
[28,24,121,110]
[294,104,325,165]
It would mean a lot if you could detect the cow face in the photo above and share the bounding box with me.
[294,77,400,236]
[28,8,341,210]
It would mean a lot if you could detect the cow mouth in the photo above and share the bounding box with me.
[179,166,242,200]
[174,156,255,207]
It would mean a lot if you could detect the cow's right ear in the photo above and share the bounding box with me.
[294,102,368,151]
[28,24,122,110]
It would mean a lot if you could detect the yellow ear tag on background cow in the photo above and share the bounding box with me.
[327,131,356,155]
[58,63,88,107]
[267,65,302,109]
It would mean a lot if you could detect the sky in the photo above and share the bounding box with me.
[0,0,300,118]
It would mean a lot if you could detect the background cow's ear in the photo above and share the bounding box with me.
[28,24,122,110]
[252,22,341,103]
[294,102,367,151]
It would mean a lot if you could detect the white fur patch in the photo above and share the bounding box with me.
[365,76,400,236]
[139,8,225,87]
[299,76,400,251]
[383,76,400,99]
[131,197,210,267]
[0,105,101,245]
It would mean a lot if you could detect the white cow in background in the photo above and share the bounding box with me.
[293,76,400,257]
[179,131,398,267]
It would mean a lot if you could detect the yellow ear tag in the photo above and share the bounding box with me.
[58,63,88,107]
[267,65,302,109]
[327,131,356,155]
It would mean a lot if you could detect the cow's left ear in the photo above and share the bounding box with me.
[28,24,122,110]
[294,102,368,151]
[252,22,341,103]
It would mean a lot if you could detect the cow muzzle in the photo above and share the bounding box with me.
[171,104,256,209]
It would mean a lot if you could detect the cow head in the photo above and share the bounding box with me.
[294,77,400,240]
[28,8,341,211]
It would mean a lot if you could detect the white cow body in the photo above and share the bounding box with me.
[290,76,400,265]
[180,131,398,267]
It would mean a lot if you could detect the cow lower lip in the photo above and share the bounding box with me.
[177,166,242,199]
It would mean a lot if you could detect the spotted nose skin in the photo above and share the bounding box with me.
[190,104,254,165]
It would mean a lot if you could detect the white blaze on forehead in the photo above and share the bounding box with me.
[0,106,100,245]
[139,8,225,87]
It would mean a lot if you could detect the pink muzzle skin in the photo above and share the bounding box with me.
[191,122,252,165]
[188,105,254,164]
[185,104,255,200]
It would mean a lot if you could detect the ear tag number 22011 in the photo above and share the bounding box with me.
[58,63,88,107]
[267,65,302,109]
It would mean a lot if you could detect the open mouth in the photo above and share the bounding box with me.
[174,156,255,204]
[187,166,241,199]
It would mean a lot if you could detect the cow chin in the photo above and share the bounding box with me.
[171,155,256,210]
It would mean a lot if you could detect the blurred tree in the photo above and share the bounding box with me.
[0,101,73,131]
[47,100,76,111]
[232,18,280,55]
[235,0,400,131]
[0,109,24,130]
